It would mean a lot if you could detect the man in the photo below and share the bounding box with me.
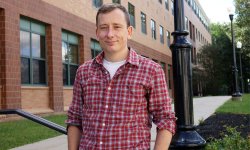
[66,3,176,150]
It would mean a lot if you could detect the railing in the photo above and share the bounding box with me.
[0,109,67,135]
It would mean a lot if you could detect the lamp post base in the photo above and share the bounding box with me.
[170,126,206,150]
[232,92,242,101]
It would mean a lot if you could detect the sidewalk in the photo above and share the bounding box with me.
[11,96,231,150]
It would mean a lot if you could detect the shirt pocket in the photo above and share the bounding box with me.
[117,81,146,114]
[82,77,103,108]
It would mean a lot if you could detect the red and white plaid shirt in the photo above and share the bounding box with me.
[66,48,176,149]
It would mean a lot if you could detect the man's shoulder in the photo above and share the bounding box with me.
[138,55,162,70]
[78,59,94,70]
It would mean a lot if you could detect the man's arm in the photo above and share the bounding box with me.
[154,129,172,150]
[67,125,81,150]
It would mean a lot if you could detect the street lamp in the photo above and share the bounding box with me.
[229,14,242,101]
[237,41,244,93]
[170,0,206,149]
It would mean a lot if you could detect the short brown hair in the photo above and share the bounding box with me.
[96,3,130,27]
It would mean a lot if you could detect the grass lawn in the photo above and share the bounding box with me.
[0,114,67,150]
[216,93,250,114]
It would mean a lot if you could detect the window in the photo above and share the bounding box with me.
[93,0,102,8]
[91,39,102,58]
[128,3,135,28]
[165,0,169,10]
[189,21,192,39]
[185,16,189,30]
[62,31,79,86]
[20,18,46,85]
[193,25,195,42]
[141,12,147,34]
[160,62,167,80]
[168,65,172,89]
[112,0,120,4]
[160,26,164,44]
[166,30,171,47]
[151,19,156,39]
[171,0,174,15]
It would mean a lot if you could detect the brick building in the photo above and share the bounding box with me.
[0,0,211,114]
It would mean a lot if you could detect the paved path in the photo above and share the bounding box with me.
[11,96,231,150]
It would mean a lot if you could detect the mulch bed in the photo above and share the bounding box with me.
[196,113,250,142]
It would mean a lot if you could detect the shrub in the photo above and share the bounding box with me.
[205,126,250,150]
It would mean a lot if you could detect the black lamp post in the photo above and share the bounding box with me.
[169,0,206,149]
[229,14,242,100]
[237,41,244,93]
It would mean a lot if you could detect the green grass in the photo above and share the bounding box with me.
[216,94,250,114]
[0,114,67,150]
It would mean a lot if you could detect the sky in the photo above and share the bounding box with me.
[198,0,235,24]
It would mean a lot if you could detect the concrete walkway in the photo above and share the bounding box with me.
[11,96,231,150]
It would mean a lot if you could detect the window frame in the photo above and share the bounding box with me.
[151,19,156,40]
[93,0,103,8]
[20,17,47,85]
[160,25,164,44]
[141,12,147,34]
[91,39,102,59]
[62,31,79,86]
[128,3,135,28]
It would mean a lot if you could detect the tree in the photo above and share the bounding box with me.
[196,24,233,95]
[235,0,250,92]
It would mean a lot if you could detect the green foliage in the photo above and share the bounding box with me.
[235,0,250,91]
[196,23,233,95]
[216,94,250,114]
[205,126,250,150]
[0,114,66,150]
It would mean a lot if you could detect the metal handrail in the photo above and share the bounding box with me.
[0,109,67,135]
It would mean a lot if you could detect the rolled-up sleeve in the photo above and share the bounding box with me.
[148,65,176,135]
[65,67,83,128]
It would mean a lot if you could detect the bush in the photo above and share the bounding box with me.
[205,126,250,150]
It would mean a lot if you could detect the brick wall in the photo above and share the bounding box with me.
[0,0,175,112]
[0,5,21,109]
[0,8,3,109]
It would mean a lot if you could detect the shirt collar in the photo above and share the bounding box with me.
[93,47,140,67]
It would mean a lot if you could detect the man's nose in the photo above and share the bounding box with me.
[107,28,114,37]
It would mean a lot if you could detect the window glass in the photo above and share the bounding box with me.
[168,65,172,89]
[112,0,120,4]
[20,18,46,85]
[62,31,79,86]
[128,3,135,28]
[141,12,147,34]
[166,30,171,47]
[32,33,45,58]
[21,58,30,84]
[165,0,169,10]
[70,65,78,85]
[68,44,78,64]
[160,26,164,44]
[91,39,102,58]
[151,19,156,39]
[20,31,30,57]
[93,0,103,8]
[33,59,46,84]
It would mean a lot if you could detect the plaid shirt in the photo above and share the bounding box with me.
[66,48,176,149]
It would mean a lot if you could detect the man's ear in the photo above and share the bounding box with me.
[96,27,99,40]
[127,26,133,39]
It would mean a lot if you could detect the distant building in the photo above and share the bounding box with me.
[0,0,211,114]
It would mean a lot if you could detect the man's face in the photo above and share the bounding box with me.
[96,9,132,55]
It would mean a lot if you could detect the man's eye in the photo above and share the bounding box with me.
[100,26,108,30]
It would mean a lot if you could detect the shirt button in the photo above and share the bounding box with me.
[102,123,105,126]
[100,141,103,145]
[108,87,111,90]
[105,105,108,108]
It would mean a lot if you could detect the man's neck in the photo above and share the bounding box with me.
[104,48,129,62]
